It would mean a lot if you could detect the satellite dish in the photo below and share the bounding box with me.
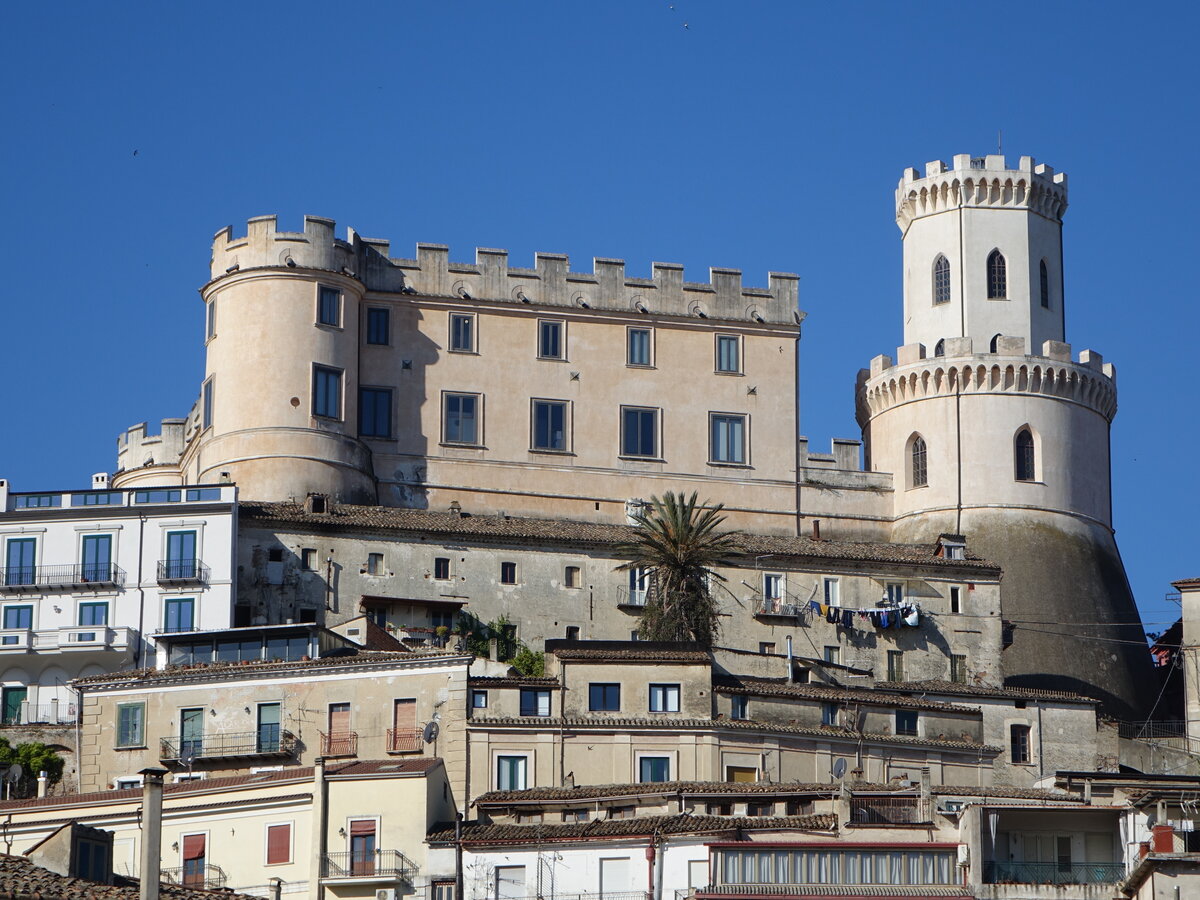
[423,721,439,744]
[831,758,847,779]
[7,764,23,784]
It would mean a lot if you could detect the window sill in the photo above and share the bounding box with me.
[315,322,345,331]
[312,414,343,423]
[536,356,569,363]
[360,434,394,441]
[626,364,656,370]
[986,296,1009,302]
[906,484,929,491]
[618,455,665,463]
[1015,479,1044,485]
[365,341,390,348]
[528,448,575,456]
[440,442,487,450]
[448,349,478,356]
[708,461,751,469]
[714,370,744,377]
[115,745,147,751]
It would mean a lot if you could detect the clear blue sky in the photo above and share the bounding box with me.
[2,2,1196,632]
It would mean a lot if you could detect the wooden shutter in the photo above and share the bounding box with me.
[182,834,206,860]
[393,699,416,731]
[349,819,376,837]
[266,824,290,865]
[329,704,350,734]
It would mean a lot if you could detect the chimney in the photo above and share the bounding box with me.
[36,771,48,798]
[811,520,821,541]
[138,768,167,900]
[92,472,110,490]
[309,758,327,900]
[269,878,283,900]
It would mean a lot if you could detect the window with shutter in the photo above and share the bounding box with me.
[266,824,290,865]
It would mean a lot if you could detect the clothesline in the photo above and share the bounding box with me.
[808,600,922,630]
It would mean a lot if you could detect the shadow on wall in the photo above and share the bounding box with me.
[377,303,439,509]
[241,542,325,625]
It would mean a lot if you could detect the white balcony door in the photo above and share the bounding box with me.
[599,858,630,898]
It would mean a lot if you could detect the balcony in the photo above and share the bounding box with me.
[754,598,802,619]
[320,850,416,884]
[159,729,297,763]
[0,563,126,593]
[157,559,210,586]
[161,864,227,890]
[320,730,358,757]
[57,625,135,651]
[1,701,77,726]
[982,861,1126,885]
[387,728,422,754]
[849,796,931,825]
[0,630,33,651]
[616,586,648,609]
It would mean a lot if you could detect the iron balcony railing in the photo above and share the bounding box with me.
[0,563,126,592]
[754,598,802,618]
[616,586,648,608]
[388,728,422,753]
[1118,720,1189,741]
[320,730,358,757]
[160,864,227,890]
[320,850,416,881]
[494,894,649,900]
[849,796,931,825]
[982,860,1126,885]
[159,729,297,762]
[156,558,210,585]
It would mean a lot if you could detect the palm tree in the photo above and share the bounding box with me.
[614,491,742,646]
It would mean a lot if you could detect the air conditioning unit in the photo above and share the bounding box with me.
[376,890,397,900]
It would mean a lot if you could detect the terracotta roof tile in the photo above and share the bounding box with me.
[239,502,999,572]
[548,641,709,663]
[428,813,837,844]
[873,680,1097,704]
[476,781,884,804]
[326,759,441,777]
[713,676,982,714]
[469,676,562,688]
[0,854,262,900]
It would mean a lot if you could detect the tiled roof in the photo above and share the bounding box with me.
[469,676,562,688]
[713,676,982,714]
[477,781,885,804]
[873,680,1097,704]
[73,648,465,688]
[428,813,837,844]
[469,716,997,753]
[699,887,972,898]
[0,854,262,900]
[549,642,710,663]
[932,784,1079,801]
[239,502,999,571]
[326,759,440,777]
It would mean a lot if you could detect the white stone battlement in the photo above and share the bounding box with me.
[115,418,188,473]
[895,154,1068,231]
[209,216,802,325]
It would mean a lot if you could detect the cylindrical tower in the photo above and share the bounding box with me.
[857,154,1155,720]
[186,215,376,503]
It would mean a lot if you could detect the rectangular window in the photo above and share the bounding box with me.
[180,708,204,759]
[318,286,341,326]
[77,602,108,640]
[731,694,749,720]
[519,689,550,717]
[823,645,840,665]
[895,709,918,736]
[950,586,961,614]
[13,494,59,509]
[312,365,342,419]
[2,606,32,640]
[359,387,392,438]
[450,313,475,352]
[80,534,113,583]
[759,642,775,655]
[1010,724,1031,764]
[206,299,216,341]
[707,802,732,816]
[763,573,783,601]
[366,307,390,345]
[181,833,207,887]
[648,683,680,713]
[265,823,291,865]
[822,702,839,726]
[433,557,450,580]
[538,320,564,359]
[709,413,746,464]
[496,755,527,791]
[949,654,967,684]
[257,703,282,753]
[589,683,620,712]
[885,582,904,605]
[626,568,649,606]
[823,577,840,606]
[443,393,480,445]
[887,650,905,682]
[561,809,589,823]
[715,334,741,373]
[348,820,376,875]
[116,702,145,748]
[164,597,195,633]
[627,327,652,366]
[620,407,658,458]
[532,399,568,451]
[202,378,214,429]
[565,566,581,588]
[4,538,35,587]
[471,690,488,709]
[639,756,670,783]
[565,625,580,640]
[364,552,383,576]
[500,561,517,585]
[433,883,456,900]
[0,687,25,725]
[747,801,774,816]
[301,548,317,571]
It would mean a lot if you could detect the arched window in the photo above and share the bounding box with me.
[911,435,928,488]
[934,339,945,357]
[932,255,951,305]
[1039,259,1050,308]
[990,333,1001,353]
[987,250,1007,299]
[1015,428,1036,482]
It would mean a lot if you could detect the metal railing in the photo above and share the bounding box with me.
[388,728,422,753]
[754,599,802,618]
[1119,720,1189,741]
[160,864,227,890]
[6,702,76,725]
[616,586,648,607]
[157,558,210,585]
[159,729,297,761]
[849,796,931,825]
[491,894,648,900]
[982,860,1126,885]
[320,850,416,881]
[320,730,358,757]
[0,563,125,591]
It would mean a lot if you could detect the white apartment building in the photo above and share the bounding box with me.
[0,477,236,725]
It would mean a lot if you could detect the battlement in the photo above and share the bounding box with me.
[209,216,802,326]
[115,418,188,474]
[895,154,1068,231]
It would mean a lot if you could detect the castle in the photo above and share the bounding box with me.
[109,153,1154,719]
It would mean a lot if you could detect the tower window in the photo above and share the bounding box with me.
[910,435,928,488]
[987,250,1007,299]
[934,339,945,357]
[932,255,951,305]
[1040,259,1050,308]
[1015,428,1036,482]
[990,333,1001,353]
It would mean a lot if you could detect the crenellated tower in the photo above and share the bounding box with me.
[857,154,1155,719]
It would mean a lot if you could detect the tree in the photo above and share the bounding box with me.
[614,491,742,646]
[0,738,64,798]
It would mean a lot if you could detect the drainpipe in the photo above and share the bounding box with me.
[310,758,327,900]
[644,842,656,900]
[454,813,464,900]
[134,515,147,667]
[138,767,167,900]
[269,878,282,900]
[786,636,794,684]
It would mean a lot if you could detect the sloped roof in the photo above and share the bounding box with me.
[713,675,982,714]
[873,679,1097,704]
[0,854,261,900]
[428,813,837,844]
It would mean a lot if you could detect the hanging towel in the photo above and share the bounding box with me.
[827,607,839,624]
[810,600,821,614]
[841,609,854,629]
[819,603,828,617]
[904,607,920,627]
[881,611,890,629]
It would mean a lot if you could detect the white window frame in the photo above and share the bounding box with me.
[494,753,530,791]
[763,573,784,601]
[634,751,674,783]
[626,326,654,367]
[537,319,566,360]
[708,412,748,465]
[263,820,294,867]
[442,391,483,446]
[823,577,840,606]
[715,333,742,374]
[648,683,680,713]
[449,312,477,354]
